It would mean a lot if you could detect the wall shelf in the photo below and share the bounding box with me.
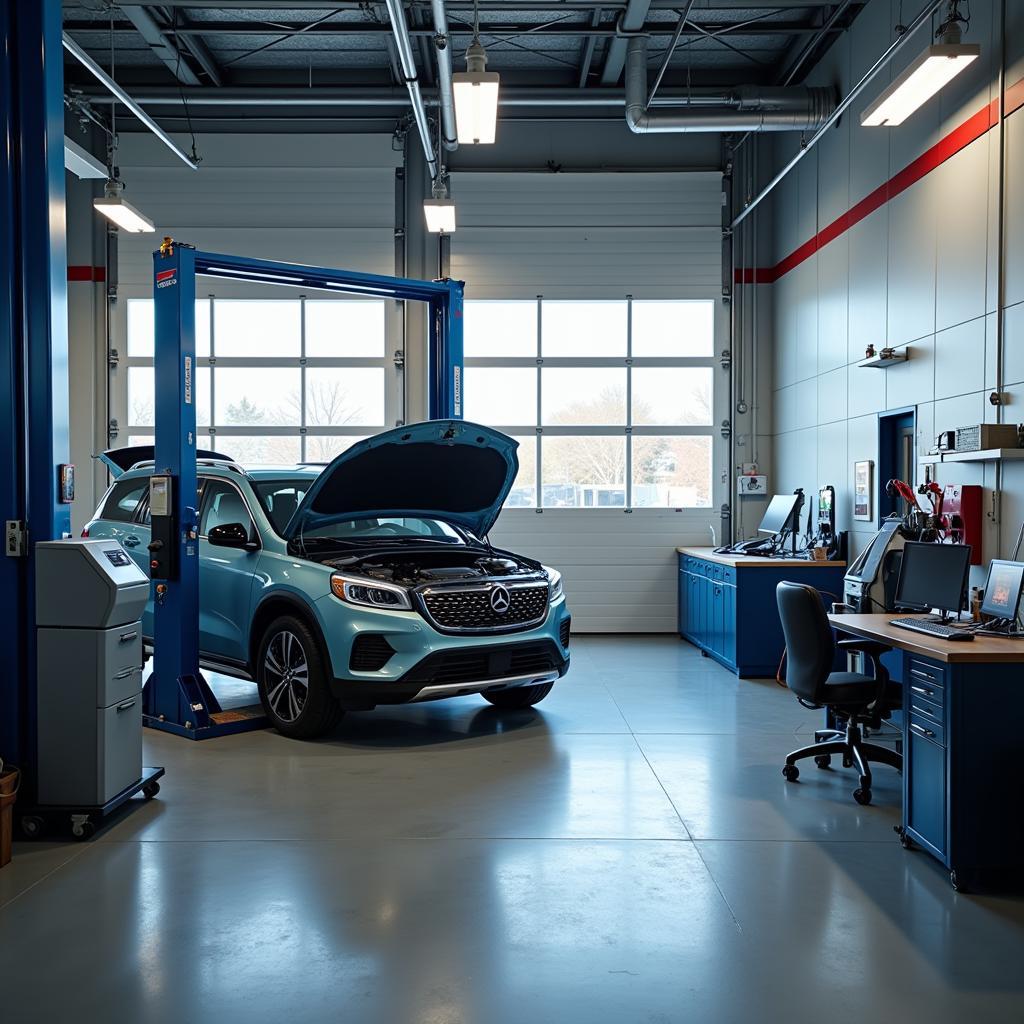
[858,350,908,369]
[920,448,1024,465]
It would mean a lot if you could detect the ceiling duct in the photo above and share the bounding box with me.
[624,37,835,134]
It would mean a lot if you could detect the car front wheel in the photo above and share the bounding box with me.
[256,615,342,738]
[482,681,554,709]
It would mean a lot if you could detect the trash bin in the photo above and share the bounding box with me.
[0,766,19,868]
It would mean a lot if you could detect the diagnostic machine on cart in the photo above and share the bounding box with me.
[23,539,164,839]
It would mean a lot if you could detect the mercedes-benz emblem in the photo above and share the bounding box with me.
[490,584,511,615]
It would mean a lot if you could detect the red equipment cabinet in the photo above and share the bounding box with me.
[943,484,982,564]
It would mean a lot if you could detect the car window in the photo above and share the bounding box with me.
[100,479,148,523]
[254,481,310,534]
[200,480,254,536]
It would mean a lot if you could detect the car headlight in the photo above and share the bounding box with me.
[545,566,563,600]
[330,572,412,610]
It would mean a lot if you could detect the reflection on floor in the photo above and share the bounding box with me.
[2,637,1023,1023]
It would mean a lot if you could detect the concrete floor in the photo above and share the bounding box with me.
[2,636,1024,1023]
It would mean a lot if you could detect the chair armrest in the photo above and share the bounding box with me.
[836,639,892,708]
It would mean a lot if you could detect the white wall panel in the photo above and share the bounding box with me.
[817,366,848,425]
[934,318,986,400]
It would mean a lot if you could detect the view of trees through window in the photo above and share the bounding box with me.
[123,298,383,465]
[463,299,717,508]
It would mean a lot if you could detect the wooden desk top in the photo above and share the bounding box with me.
[677,546,846,569]
[829,613,1024,664]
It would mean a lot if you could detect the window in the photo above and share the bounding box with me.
[121,297,387,465]
[200,480,254,536]
[100,479,148,522]
[463,298,717,508]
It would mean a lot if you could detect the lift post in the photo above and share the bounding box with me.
[145,243,465,739]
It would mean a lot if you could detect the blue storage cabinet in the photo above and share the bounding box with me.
[677,548,847,677]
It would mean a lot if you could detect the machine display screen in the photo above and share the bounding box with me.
[981,560,1024,620]
[103,548,132,568]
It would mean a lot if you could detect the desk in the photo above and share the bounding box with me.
[678,547,846,676]
[829,613,1024,890]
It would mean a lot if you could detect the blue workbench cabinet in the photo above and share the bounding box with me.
[677,548,846,677]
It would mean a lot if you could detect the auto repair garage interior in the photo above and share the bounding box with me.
[4,0,1024,1020]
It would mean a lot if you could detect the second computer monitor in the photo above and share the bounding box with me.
[758,493,801,536]
[894,541,972,619]
[980,560,1024,620]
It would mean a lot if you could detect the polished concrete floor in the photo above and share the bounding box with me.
[2,636,1024,1023]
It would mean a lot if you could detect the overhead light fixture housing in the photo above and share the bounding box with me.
[64,137,108,180]
[861,36,979,127]
[93,179,155,233]
[424,177,456,234]
[453,38,499,144]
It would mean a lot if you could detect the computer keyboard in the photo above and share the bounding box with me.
[890,617,975,641]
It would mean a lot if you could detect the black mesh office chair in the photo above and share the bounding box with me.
[776,581,903,805]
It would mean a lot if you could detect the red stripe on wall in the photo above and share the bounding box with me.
[67,265,106,282]
[735,77,1024,285]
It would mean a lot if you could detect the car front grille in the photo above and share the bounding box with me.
[349,634,396,672]
[419,581,549,634]
[402,640,565,687]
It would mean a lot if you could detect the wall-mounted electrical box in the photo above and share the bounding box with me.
[943,484,982,565]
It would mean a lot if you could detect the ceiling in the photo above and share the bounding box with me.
[62,2,862,126]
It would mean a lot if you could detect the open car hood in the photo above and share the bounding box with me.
[96,445,236,478]
[283,421,519,542]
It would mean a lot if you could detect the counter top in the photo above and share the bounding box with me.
[829,613,1024,663]
[677,546,846,569]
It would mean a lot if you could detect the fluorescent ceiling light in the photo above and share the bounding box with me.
[424,198,457,234]
[93,181,155,233]
[453,39,499,145]
[861,43,979,126]
[64,137,107,180]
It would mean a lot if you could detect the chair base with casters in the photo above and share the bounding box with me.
[775,580,904,806]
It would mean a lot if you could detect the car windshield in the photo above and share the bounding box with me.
[253,478,467,543]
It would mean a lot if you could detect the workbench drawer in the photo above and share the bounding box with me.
[909,713,945,748]
[908,691,944,728]
[907,658,946,695]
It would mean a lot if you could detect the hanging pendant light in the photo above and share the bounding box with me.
[452,0,499,144]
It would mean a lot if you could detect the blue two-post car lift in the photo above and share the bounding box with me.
[145,240,465,739]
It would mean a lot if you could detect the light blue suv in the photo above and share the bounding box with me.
[86,421,571,738]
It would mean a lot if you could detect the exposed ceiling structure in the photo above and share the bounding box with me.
[62,2,862,132]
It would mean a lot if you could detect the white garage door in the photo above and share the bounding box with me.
[450,171,726,632]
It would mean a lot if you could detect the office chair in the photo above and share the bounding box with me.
[776,582,903,806]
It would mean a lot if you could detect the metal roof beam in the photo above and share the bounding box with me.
[119,5,201,85]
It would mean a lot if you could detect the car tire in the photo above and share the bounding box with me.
[482,681,554,709]
[256,614,343,738]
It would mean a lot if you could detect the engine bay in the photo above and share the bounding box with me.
[324,549,542,587]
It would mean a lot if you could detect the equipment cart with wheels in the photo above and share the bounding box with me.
[22,540,165,840]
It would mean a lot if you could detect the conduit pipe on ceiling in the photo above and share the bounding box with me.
[625,37,835,134]
[383,0,439,178]
[430,0,459,150]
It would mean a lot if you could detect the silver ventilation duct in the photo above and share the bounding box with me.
[430,0,459,151]
[624,37,835,134]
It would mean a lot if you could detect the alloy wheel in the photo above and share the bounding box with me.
[263,630,310,723]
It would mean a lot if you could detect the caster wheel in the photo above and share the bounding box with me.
[842,755,853,769]
[782,764,800,782]
[899,832,914,850]
[142,781,161,800]
[814,754,832,769]
[950,870,968,893]
[71,819,95,840]
[20,815,44,839]
[853,788,872,806]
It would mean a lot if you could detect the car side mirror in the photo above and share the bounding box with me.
[208,522,258,551]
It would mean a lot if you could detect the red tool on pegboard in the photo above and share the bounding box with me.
[943,484,982,564]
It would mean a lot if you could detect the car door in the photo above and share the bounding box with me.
[198,477,260,664]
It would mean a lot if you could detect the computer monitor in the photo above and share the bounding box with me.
[758,493,801,537]
[894,542,972,619]
[980,560,1024,621]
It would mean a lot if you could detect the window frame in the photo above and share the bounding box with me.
[463,295,724,512]
[114,293,396,463]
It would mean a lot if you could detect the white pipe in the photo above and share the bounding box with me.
[383,0,439,179]
[61,32,198,169]
[430,0,458,150]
